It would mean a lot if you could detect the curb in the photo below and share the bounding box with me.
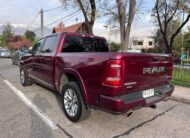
[170,96,190,105]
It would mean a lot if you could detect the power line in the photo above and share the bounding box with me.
[33,10,81,32]
[30,13,40,26]
[43,5,64,13]
[27,12,40,30]
[45,10,81,27]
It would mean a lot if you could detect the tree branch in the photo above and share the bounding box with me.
[166,0,179,23]
[170,14,190,46]
[76,0,89,22]
[156,0,164,34]
[89,0,96,25]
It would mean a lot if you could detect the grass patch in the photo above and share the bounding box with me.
[172,67,190,87]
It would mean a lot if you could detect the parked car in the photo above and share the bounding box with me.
[19,32,174,122]
[12,47,30,65]
[0,48,11,58]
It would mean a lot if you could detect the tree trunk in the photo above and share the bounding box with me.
[122,0,136,52]
[117,0,126,49]
[85,21,93,34]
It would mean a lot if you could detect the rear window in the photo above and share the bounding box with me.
[62,36,108,52]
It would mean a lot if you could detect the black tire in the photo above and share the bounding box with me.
[12,60,15,65]
[61,81,90,122]
[12,59,16,65]
[20,68,33,86]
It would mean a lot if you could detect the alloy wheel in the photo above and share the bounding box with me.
[63,88,79,117]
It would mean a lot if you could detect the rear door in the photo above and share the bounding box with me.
[122,53,173,93]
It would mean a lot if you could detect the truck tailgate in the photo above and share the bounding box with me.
[122,53,173,93]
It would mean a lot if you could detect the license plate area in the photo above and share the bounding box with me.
[142,89,154,98]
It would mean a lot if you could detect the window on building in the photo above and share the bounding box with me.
[133,40,138,45]
[42,36,57,53]
[149,41,153,46]
[138,41,143,46]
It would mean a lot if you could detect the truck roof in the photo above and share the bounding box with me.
[41,32,105,40]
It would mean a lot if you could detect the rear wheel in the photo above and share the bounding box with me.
[20,69,33,86]
[61,81,90,122]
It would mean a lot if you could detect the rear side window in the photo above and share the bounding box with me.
[62,36,109,52]
[42,36,57,53]
[63,36,94,52]
[96,39,109,52]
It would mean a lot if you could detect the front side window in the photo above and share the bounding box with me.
[42,36,57,53]
[32,39,44,54]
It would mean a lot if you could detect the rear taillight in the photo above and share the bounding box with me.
[169,61,174,80]
[167,60,173,80]
[102,60,124,87]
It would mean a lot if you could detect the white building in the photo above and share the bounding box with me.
[129,36,155,50]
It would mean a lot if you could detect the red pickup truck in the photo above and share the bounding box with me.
[20,32,174,122]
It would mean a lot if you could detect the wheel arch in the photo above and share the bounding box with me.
[59,68,89,105]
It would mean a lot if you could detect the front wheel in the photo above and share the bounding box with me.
[61,81,90,122]
[20,69,33,86]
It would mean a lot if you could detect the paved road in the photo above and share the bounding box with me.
[0,58,190,138]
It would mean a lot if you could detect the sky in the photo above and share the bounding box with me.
[0,0,155,42]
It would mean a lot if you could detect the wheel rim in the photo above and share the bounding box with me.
[64,88,78,117]
[20,70,25,84]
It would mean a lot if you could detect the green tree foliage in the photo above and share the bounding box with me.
[183,27,190,51]
[25,30,36,42]
[1,23,14,47]
[110,42,120,52]
[154,19,183,55]
[152,0,190,54]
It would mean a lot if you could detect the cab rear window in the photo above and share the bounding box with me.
[62,36,109,52]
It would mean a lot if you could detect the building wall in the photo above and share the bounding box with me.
[130,36,155,50]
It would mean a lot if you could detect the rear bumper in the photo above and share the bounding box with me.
[100,84,174,113]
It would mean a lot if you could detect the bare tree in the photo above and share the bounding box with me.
[152,0,190,54]
[117,0,136,51]
[101,0,137,51]
[60,0,96,34]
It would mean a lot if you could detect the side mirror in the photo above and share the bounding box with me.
[29,50,34,55]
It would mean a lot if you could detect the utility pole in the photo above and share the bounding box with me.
[40,9,44,36]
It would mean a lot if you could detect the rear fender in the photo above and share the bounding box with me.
[59,68,89,105]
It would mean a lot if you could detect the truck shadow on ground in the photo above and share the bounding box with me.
[112,105,177,138]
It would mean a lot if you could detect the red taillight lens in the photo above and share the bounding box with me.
[102,60,124,86]
[169,61,174,80]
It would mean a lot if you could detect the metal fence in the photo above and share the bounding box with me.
[172,64,190,86]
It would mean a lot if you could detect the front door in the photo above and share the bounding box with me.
[30,38,45,81]
[35,35,58,89]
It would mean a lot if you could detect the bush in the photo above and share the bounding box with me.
[109,42,120,52]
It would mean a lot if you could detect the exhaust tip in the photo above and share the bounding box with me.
[127,111,133,117]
